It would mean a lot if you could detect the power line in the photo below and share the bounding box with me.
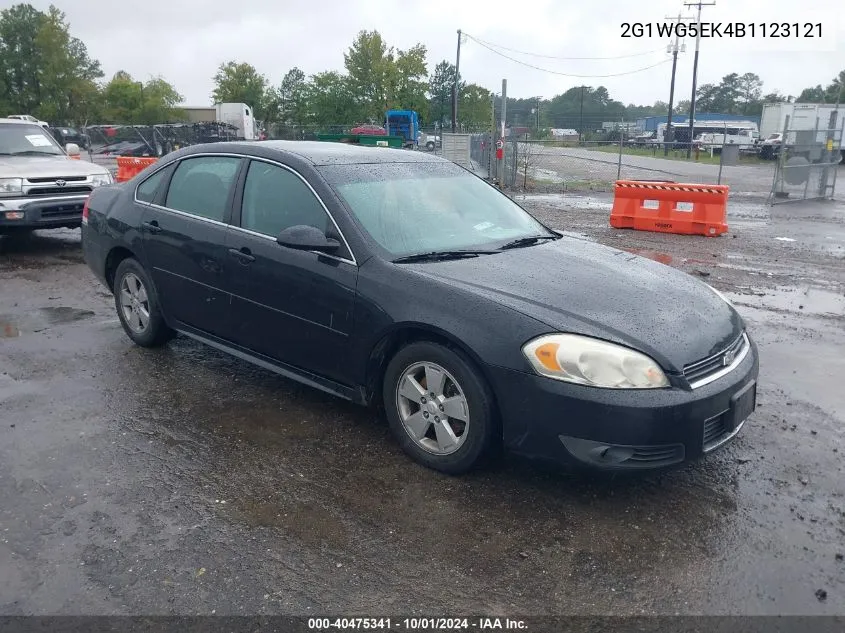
[466,33,665,61]
[465,35,671,78]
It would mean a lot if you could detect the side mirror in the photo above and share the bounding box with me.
[65,143,80,156]
[276,225,340,253]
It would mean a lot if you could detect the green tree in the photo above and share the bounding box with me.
[0,3,102,123]
[390,44,428,120]
[343,30,395,120]
[824,70,845,103]
[305,71,359,126]
[797,85,826,102]
[212,61,268,118]
[275,67,308,126]
[737,72,763,114]
[429,60,460,127]
[459,84,492,128]
[102,71,183,124]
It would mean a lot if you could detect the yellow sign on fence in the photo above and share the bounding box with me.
[827,139,834,151]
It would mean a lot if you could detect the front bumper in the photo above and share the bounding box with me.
[0,194,89,230]
[489,337,759,470]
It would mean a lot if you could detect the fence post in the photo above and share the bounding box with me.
[617,118,624,180]
[717,121,726,184]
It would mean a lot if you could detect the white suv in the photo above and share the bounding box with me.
[0,118,113,234]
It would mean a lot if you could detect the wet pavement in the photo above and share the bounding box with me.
[1,196,844,616]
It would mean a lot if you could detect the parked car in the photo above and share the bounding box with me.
[420,133,441,151]
[0,118,113,234]
[350,124,386,136]
[7,114,49,128]
[49,126,90,150]
[81,141,758,474]
[758,133,782,160]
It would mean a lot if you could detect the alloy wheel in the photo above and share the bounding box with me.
[119,272,150,333]
[395,362,470,455]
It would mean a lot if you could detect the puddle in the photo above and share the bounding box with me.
[621,248,673,265]
[0,307,94,337]
[725,286,845,317]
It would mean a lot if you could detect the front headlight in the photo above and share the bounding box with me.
[0,178,23,195]
[522,334,669,389]
[91,173,113,188]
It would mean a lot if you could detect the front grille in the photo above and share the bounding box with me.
[40,202,84,218]
[26,176,88,184]
[684,333,747,386]
[626,445,685,466]
[703,414,728,448]
[27,185,93,196]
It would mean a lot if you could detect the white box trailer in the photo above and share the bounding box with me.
[760,103,845,163]
[214,103,258,141]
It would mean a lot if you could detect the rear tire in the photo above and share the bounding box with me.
[383,341,496,475]
[113,258,174,347]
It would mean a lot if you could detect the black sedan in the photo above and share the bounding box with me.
[81,141,758,474]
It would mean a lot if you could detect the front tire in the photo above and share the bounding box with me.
[113,258,174,347]
[383,341,496,474]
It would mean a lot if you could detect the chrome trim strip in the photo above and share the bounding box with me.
[145,202,230,228]
[685,332,745,373]
[132,152,358,266]
[703,417,746,453]
[227,225,356,266]
[688,333,750,389]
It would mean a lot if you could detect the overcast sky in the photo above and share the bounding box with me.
[30,0,843,107]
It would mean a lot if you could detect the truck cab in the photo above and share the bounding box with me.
[385,110,420,148]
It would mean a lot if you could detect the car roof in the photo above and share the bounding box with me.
[183,140,448,166]
[0,117,40,125]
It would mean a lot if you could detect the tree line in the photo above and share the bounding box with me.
[2,3,844,132]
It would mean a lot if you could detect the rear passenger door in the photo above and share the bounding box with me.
[224,158,358,384]
[140,155,243,339]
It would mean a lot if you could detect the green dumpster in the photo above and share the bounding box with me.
[316,133,404,148]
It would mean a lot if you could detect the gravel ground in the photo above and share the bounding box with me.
[0,195,843,619]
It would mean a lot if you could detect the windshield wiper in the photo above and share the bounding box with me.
[498,234,560,250]
[10,150,62,156]
[392,249,497,263]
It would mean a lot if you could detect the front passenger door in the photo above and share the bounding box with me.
[225,159,358,384]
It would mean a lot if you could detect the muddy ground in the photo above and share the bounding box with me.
[0,195,843,617]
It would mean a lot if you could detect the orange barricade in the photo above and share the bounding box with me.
[609,180,729,237]
[115,156,158,182]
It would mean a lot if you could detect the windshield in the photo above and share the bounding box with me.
[320,162,553,258]
[0,123,63,155]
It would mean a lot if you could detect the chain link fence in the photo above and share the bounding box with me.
[769,123,842,204]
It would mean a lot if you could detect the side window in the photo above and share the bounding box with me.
[165,156,241,222]
[135,168,167,203]
[241,161,329,237]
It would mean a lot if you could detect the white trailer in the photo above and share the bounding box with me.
[214,103,258,141]
[760,103,845,163]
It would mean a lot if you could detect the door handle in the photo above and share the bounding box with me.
[141,220,162,234]
[228,247,255,263]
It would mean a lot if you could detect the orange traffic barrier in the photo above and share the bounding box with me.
[115,156,158,182]
[609,180,728,237]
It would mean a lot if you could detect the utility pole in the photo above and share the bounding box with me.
[579,86,585,143]
[684,1,715,158]
[663,13,690,156]
[498,79,507,186]
[452,29,462,133]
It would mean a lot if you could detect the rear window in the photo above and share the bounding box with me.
[164,156,241,222]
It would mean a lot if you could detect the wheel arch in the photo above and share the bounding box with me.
[104,246,138,292]
[362,323,503,442]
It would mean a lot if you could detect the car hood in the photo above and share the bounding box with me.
[405,237,744,372]
[0,155,109,178]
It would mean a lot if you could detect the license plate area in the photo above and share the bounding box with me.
[727,380,756,432]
